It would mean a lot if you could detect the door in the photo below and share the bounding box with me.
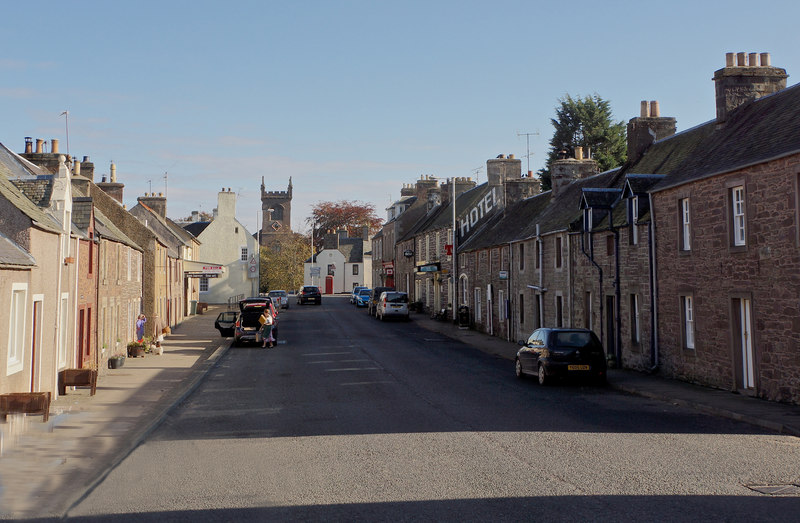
[733,298,755,390]
[605,295,615,358]
[30,299,43,392]
[325,275,334,295]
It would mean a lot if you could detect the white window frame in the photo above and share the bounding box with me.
[498,290,506,321]
[435,231,441,260]
[732,186,746,246]
[631,197,639,245]
[199,277,209,293]
[459,274,468,305]
[631,293,640,343]
[7,283,28,375]
[683,295,695,350]
[681,198,691,251]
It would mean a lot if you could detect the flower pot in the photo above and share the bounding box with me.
[108,356,125,369]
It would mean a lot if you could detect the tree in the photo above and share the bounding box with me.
[537,94,627,191]
[260,232,310,293]
[307,200,382,252]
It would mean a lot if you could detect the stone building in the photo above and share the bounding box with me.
[259,177,292,247]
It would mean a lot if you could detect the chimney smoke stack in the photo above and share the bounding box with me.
[24,137,32,154]
[51,139,59,154]
[35,139,43,153]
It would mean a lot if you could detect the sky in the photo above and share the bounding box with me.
[2,0,799,235]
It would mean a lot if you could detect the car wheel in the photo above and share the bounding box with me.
[537,364,549,385]
[515,358,524,379]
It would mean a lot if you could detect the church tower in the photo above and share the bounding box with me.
[259,177,292,246]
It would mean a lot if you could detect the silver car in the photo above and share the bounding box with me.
[376,291,410,321]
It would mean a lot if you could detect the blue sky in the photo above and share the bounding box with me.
[3,0,799,234]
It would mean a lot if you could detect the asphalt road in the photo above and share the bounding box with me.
[69,296,800,521]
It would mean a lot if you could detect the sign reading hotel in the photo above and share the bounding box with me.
[458,187,499,242]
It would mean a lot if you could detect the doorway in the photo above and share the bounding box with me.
[732,297,755,391]
[605,295,616,357]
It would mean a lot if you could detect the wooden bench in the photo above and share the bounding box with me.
[0,392,51,422]
[58,369,98,396]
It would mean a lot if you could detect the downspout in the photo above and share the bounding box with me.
[580,218,603,348]
[537,224,544,327]
[507,241,512,341]
[72,236,80,368]
[613,225,622,366]
[567,234,572,327]
[648,192,659,371]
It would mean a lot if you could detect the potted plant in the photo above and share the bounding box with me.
[108,353,126,369]
[127,340,147,358]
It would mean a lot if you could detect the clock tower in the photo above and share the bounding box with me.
[259,177,292,247]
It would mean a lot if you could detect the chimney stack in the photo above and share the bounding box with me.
[551,152,597,197]
[626,100,677,165]
[110,162,117,183]
[714,51,787,127]
[35,139,43,153]
[51,139,59,154]
[24,137,33,154]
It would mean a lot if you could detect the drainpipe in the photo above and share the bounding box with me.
[507,241,512,341]
[648,193,659,371]
[612,225,622,365]
[580,219,603,349]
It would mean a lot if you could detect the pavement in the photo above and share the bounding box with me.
[1,299,799,519]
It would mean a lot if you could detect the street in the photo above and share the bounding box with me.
[69,296,800,521]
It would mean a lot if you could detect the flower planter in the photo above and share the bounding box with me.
[108,356,126,369]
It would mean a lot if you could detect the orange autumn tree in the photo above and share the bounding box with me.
[308,200,382,252]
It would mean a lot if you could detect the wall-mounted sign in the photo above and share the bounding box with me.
[499,270,508,280]
[416,262,440,273]
[403,249,414,258]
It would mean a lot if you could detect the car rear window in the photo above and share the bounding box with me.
[554,331,599,349]
[359,290,371,296]
[385,293,409,304]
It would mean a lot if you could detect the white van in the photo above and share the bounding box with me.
[376,291,410,321]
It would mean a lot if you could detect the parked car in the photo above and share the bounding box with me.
[350,286,367,304]
[367,286,394,316]
[268,289,290,309]
[376,291,410,321]
[354,288,371,307]
[215,297,278,346]
[297,285,322,305]
[515,328,606,385]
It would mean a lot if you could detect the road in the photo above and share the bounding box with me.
[70,296,800,521]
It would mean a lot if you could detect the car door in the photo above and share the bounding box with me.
[214,311,237,337]
[519,329,542,372]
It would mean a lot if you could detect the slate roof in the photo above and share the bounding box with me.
[0,142,48,178]
[72,197,93,230]
[0,230,35,268]
[95,208,142,251]
[183,221,211,238]
[649,82,800,191]
[338,238,364,263]
[0,165,62,234]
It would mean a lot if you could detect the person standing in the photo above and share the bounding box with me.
[259,309,274,348]
[136,314,147,343]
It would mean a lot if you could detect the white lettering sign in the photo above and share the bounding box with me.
[459,187,498,239]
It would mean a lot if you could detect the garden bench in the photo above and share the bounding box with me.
[0,392,51,422]
[58,369,98,396]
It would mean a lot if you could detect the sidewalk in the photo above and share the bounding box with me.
[0,305,230,520]
[412,312,800,438]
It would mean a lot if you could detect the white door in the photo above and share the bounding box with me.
[740,298,755,389]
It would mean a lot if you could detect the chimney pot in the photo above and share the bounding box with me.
[110,162,116,183]
[508,154,515,159]
[650,100,660,117]
[640,100,649,117]
[51,139,59,154]
[35,139,43,153]
[726,52,735,67]
[749,52,758,67]
[760,52,771,66]
[737,52,746,66]
[83,156,89,162]
[575,146,584,160]
[24,137,33,154]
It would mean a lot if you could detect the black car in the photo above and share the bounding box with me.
[297,285,322,305]
[367,286,394,316]
[515,328,606,385]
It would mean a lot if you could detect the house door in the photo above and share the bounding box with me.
[605,295,616,357]
[733,298,755,390]
[30,299,43,392]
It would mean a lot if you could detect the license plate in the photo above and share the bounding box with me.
[568,364,590,371]
[391,305,402,309]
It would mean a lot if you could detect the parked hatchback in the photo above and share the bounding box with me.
[376,291,410,321]
[354,288,371,307]
[350,286,367,304]
[515,328,606,385]
[268,290,290,309]
[297,285,322,305]
[216,297,278,346]
[367,286,394,316]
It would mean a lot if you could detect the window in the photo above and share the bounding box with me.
[630,294,640,343]
[680,198,691,251]
[352,265,359,275]
[474,288,482,322]
[555,236,562,268]
[240,246,248,261]
[681,295,695,349]
[535,240,540,269]
[199,277,209,292]
[584,291,592,330]
[435,232,441,259]
[555,295,563,328]
[518,243,525,271]
[7,283,27,374]
[460,275,468,305]
[630,197,639,245]
[731,186,746,246]
[519,293,524,325]
[606,234,614,256]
